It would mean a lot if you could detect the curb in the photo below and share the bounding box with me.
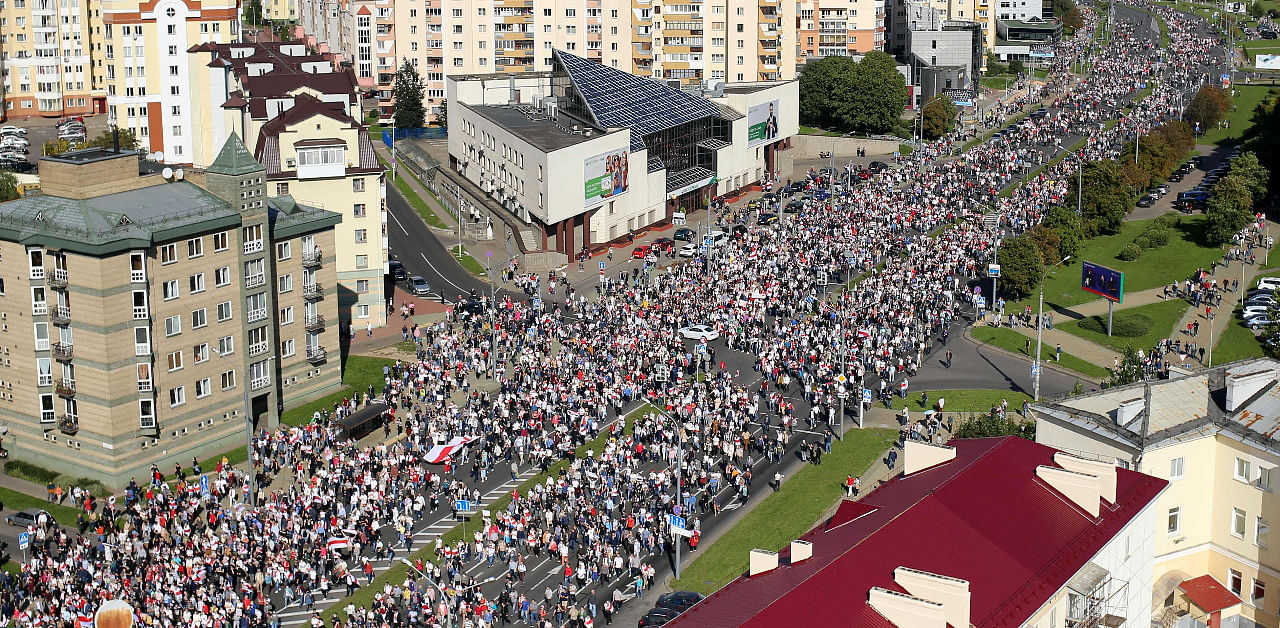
[962,325,1106,387]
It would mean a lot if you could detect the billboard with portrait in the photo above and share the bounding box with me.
[747,100,781,148]
[583,148,629,207]
[1082,261,1124,303]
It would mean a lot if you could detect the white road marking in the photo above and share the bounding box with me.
[388,206,409,235]
[421,252,469,294]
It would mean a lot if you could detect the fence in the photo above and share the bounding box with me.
[382,127,447,147]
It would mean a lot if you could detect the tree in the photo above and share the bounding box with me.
[437,98,448,128]
[1026,224,1062,265]
[995,234,1045,298]
[1066,160,1133,236]
[1205,174,1255,245]
[1043,205,1084,259]
[1009,58,1026,76]
[1244,89,1280,190]
[799,52,907,134]
[243,0,263,26]
[921,95,958,140]
[1251,0,1265,19]
[1264,302,1280,358]
[1230,151,1269,204]
[42,127,140,156]
[392,58,426,130]
[1062,6,1084,29]
[1184,85,1232,133]
[985,52,1007,77]
[1108,344,1146,387]
[0,170,18,202]
[954,411,1035,440]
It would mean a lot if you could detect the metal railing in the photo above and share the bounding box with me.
[47,268,68,288]
[305,314,326,330]
[306,346,327,364]
[302,250,322,267]
[50,304,70,325]
[51,342,73,361]
[58,414,78,435]
[56,379,76,397]
[303,283,324,300]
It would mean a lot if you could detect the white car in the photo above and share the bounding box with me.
[1242,306,1271,319]
[678,243,699,258]
[1257,277,1280,292]
[678,324,720,341]
[0,126,26,136]
[1,136,29,147]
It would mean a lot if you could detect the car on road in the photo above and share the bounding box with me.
[637,607,682,628]
[868,160,889,173]
[678,243,699,257]
[672,227,695,241]
[631,245,652,260]
[1153,184,1169,196]
[1136,194,1156,208]
[652,237,675,253]
[1168,171,1184,182]
[407,275,431,296]
[5,508,50,527]
[388,260,407,281]
[656,591,705,612]
[784,200,804,213]
[678,324,719,340]
[757,212,779,225]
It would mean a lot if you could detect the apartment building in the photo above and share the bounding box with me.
[252,95,387,327]
[0,141,340,486]
[293,0,394,98]
[0,0,106,118]
[99,0,239,162]
[796,0,886,64]
[1033,359,1280,628]
[889,0,988,55]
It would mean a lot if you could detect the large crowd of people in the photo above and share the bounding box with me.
[0,3,1227,628]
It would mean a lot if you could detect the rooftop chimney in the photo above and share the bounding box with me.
[749,549,779,577]
[893,567,970,628]
[1115,397,1143,428]
[1226,368,1275,412]
[1053,452,1116,504]
[903,441,956,476]
[1036,465,1103,517]
[868,588,947,628]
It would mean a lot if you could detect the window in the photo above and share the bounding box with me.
[213,231,229,251]
[195,378,211,399]
[34,323,49,351]
[189,273,205,293]
[215,301,233,322]
[357,304,370,319]
[281,338,295,357]
[187,237,203,258]
[169,386,186,407]
[39,394,55,424]
[36,358,52,386]
[193,343,208,364]
[355,255,369,269]
[215,266,231,287]
[159,243,177,264]
[1253,578,1266,604]
[297,147,344,166]
[356,279,369,293]
[137,364,152,392]
[353,204,366,218]
[1258,467,1272,490]
[217,335,234,356]
[1168,507,1180,534]
[1236,458,1252,482]
[167,351,183,372]
[278,274,293,293]
[1258,518,1271,547]
[280,306,294,325]
[163,279,179,300]
[134,327,151,356]
[164,315,181,337]
[354,229,368,243]
[353,178,365,192]
[139,399,156,428]
[1229,569,1243,595]
[276,183,290,196]
[221,370,236,390]
[276,242,291,261]
[1170,457,1184,480]
[1234,508,1248,538]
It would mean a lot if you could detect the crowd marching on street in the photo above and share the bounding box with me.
[0,2,1231,628]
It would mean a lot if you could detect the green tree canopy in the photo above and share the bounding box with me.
[1065,160,1133,236]
[1230,151,1270,204]
[799,52,907,135]
[996,234,1045,298]
[1244,89,1280,189]
[392,58,426,130]
[1108,344,1146,387]
[1043,205,1085,259]
[1205,174,1256,245]
[1184,85,1232,132]
[0,170,18,202]
[921,95,958,140]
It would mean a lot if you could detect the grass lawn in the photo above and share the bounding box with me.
[377,154,451,229]
[1059,299,1189,353]
[1213,306,1266,364]
[1199,84,1276,146]
[970,326,1111,379]
[449,244,489,277]
[799,125,842,136]
[669,428,896,595]
[979,74,1017,90]
[1009,215,1223,312]
[0,486,80,526]
[881,388,1034,413]
[279,355,396,426]
[897,143,914,156]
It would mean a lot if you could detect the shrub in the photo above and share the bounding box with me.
[4,460,111,498]
[1154,214,1180,229]
[1118,244,1143,261]
[1142,227,1171,247]
[1078,312,1152,337]
[1133,236,1152,250]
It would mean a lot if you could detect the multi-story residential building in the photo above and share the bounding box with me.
[294,0,394,110]
[0,0,106,118]
[796,0,886,63]
[99,0,239,161]
[251,95,388,328]
[0,140,341,486]
[1033,359,1280,628]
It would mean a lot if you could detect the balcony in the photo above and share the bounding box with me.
[33,302,48,316]
[244,240,264,255]
[56,379,76,397]
[305,314,326,331]
[131,269,146,283]
[249,341,269,357]
[133,306,149,320]
[245,273,266,289]
[47,268,68,289]
[302,250,322,268]
[306,346,327,364]
[51,342,73,361]
[247,308,268,323]
[57,414,79,435]
[49,305,71,326]
[303,283,324,300]
[250,377,272,391]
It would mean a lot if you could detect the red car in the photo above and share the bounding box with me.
[652,237,675,253]
[631,245,652,259]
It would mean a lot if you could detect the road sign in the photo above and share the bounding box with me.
[988,264,1001,278]
[862,389,873,403]
[1031,364,1040,376]
[599,261,606,270]
[670,526,694,538]
[454,500,471,512]
[17,532,29,551]
[667,514,687,529]
[817,271,829,286]
[200,474,210,497]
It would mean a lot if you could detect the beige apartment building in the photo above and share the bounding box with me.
[0,0,106,118]
[1033,359,1280,628]
[292,0,394,103]
[796,0,886,63]
[0,140,341,486]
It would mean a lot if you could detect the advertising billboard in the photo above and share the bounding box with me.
[747,100,781,148]
[1082,261,1124,303]
[583,148,629,207]
[1258,54,1280,70]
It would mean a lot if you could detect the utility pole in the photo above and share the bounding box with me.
[1034,256,1071,401]
[486,251,496,375]
[391,116,397,182]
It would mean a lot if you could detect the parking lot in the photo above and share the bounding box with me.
[1,113,110,171]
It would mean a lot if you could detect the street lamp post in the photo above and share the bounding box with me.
[486,251,497,376]
[1034,256,1071,401]
[216,351,255,507]
[652,406,686,580]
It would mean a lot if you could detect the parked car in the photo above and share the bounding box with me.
[655,591,705,613]
[678,324,720,341]
[5,508,50,527]
[678,243,699,257]
[407,275,431,296]
[0,126,26,136]
[757,212,779,225]
[388,260,407,281]
[868,160,889,173]
[1136,194,1156,207]
[672,227,695,241]
[652,237,675,253]
[1168,171,1184,182]
[637,607,682,628]
[1255,277,1280,292]
[631,245,652,260]
[1248,317,1278,330]
[1242,306,1272,319]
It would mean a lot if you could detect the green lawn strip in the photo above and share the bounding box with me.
[1198,84,1275,146]
[1213,306,1266,364]
[279,356,396,426]
[0,486,80,526]
[799,126,842,136]
[1058,298,1189,353]
[448,245,489,277]
[880,389,1034,413]
[324,403,649,624]
[376,154,451,229]
[970,326,1111,379]
[1008,214,1222,312]
[897,143,914,157]
[4,461,112,499]
[979,74,1018,90]
[669,428,896,595]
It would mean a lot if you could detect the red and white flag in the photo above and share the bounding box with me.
[327,536,351,551]
[425,436,476,464]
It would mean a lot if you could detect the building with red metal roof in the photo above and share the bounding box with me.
[667,436,1167,628]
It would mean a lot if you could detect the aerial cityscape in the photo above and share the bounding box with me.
[0,0,1276,625]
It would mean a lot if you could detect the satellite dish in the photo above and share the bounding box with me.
[175,168,185,180]
[162,167,174,180]
[154,151,164,163]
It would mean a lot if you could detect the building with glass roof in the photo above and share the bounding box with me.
[445,49,797,257]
